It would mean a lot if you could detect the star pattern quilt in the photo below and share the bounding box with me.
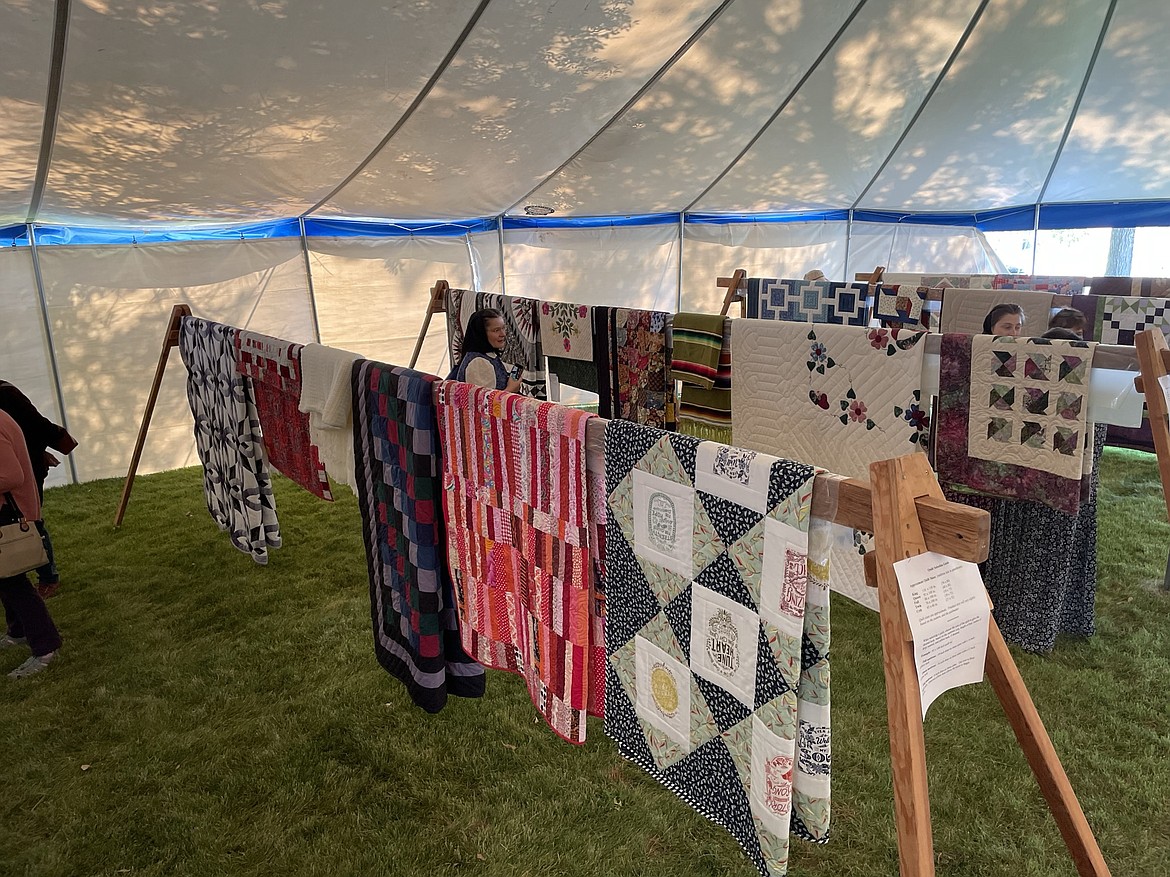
[746,278,869,326]
[873,283,930,329]
[603,420,831,877]
[1094,295,1170,345]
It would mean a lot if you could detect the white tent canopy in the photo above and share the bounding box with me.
[2,0,1168,484]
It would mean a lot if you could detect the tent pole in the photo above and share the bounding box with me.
[27,225,77,485]
[497,215,507,297]
[298,217,322,344]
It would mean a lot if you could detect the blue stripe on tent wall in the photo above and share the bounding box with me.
[17,201,1170,247]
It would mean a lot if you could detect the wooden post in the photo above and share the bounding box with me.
[114,303,191,526]
[715,268,747,317]
[866,453,1111,877]
[1132,328,1170,521]
[869,454,940,877]
[408,279,450,370]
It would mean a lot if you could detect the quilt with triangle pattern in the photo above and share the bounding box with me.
[603,420,831,877]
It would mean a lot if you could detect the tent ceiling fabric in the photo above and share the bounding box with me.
[0,0,1165,227]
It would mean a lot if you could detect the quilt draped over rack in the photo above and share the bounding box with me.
[540,300,599,393]
[598,308,672,428]
[603,420,831,877]
[936,334,1096,515]
[677,317,733,443]
[731,321,928,611]
[938,288,1055,336]
[874,284,931,330]
[438,381,605,743]
[351,361,484,713]
[446,289,548,399]
[299,342,361,494]
[1087,276,1170,297]
[745,278,869,326]
[179,316,280,564]
[234,329,331,501]
[670,313,727,389]
[1091,295,1170,345]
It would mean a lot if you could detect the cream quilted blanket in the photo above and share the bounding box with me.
[731,321,928,610]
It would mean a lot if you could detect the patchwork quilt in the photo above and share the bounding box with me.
[351,361,484,713]
[882,273,986,289]
[991,274,1085,294]
[1088,276,1170,297]
[731,321,928,611]
[1094,295,1170,345]
[234,329,332,501]
[179,317,280,564]
[746,278,869,326]
[936,334,1096,515]
[438,381,605,743]
[873,283,930,329]
[604,420,831,877]
[939,287,1055,336]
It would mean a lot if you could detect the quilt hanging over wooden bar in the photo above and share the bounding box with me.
[603,420,831,877]
[438,382,605,743]
[178,316,280,564]
[234,329,332,501]
[352,361,484,713]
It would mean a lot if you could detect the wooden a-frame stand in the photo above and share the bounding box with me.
[114,303,191,526]
[860,454,1110,877]
[1130,327,1170,589]
[409,279,450,370]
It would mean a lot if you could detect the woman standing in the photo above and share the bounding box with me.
[0,409,61,678]
[451,309,522,392]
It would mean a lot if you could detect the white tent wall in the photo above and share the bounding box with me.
[501,223,679,311]
[680,220,849,312]
[0,246,68,489]
[307,230,502,378]
[845,221,1005,276]
[33,238,314,482]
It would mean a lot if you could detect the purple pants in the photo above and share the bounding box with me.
[0,573,61,657]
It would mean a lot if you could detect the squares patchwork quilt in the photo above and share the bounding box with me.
[745,278,869,325]
[936,334,1095,515]
[351,362,484,713]
[604,420,831,877]
[1095,295,1170,345]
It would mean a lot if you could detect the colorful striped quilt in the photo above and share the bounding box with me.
[438,381,606,742]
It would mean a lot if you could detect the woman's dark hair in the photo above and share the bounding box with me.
[1048,307,1086,334]
[982,303,1024,335]
[1041,327,1081,341]
[462,308,505,355]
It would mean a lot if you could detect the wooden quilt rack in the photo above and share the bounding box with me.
[117,305,1110,876]
[409,279,451,370]
[114,303,191,526]
[719,266,891,314]
[1130,327,1170,589]
[851,455,1110,877]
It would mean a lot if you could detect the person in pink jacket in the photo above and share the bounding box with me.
[0,409,61,678]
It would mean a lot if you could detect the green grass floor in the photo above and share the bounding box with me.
[1,449,1168,876]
